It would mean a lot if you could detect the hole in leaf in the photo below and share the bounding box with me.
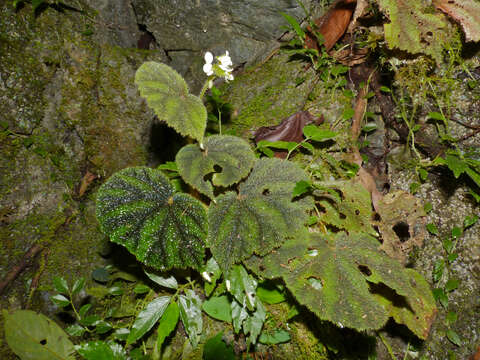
[373,213,381,221]
[262,189,271,196]
[355,209,360,216]
[213,164,222,174]
[307,277,323,290]
[369,283,413,311]
[358,265,372,276]
[40,339,47,345]
[392,222,410,243]
[339,212,346,219]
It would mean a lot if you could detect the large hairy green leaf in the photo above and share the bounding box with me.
[315,181,376,236]
[245,233,436,337]
[135,62,207,143]
[96,167,207,270]
[4,310,75,360]
[208,158,312,271]
[377,0,450,63]
[176,135,256,199]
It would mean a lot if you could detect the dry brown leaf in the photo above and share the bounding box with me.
[375,191,426,264]
[306,0,357,51]
[348,0,369,33]
[78,170,98,197]
[434,0,480,42]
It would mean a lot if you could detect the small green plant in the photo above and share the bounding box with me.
[427,214,478,350]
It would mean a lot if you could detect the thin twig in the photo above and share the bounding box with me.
[0,244,44,295]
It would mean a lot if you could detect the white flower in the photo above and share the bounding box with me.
[225,73,234,82]
[203,51,214,76]
[217,51,233,72]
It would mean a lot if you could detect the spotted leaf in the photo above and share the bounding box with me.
[96,167,207,270]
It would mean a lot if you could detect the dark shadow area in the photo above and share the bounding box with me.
[147,121,186,167]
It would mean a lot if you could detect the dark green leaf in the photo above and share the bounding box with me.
[65,324,86,337]
[418,168,428,181]
[292,180,312,198]
[108,286,123,296]
[157,301,179,350]
[466,167,480,188]
[245,233,437,338]
[432,288,448,308]
[92,268,109,283]
[32,0,45,11]
[410,182,420,194]
[342,108,355,120]
[79,304,92,318]
[51,294,70,308]
[243,299,266,346]
[135,62,207,143]
[76,341,128,360]
[79,315,100,327]
[179,289,203,347]
[95,321,113,334]
[256,281,286,304]
[445,279,459,292]
[53,277,69,295]
[113,328,130,341]
[127,296,171,345]
[424,202,433,213]
[71,277,85,296]
[300,141,314,153]
[231,300,248,333]
[303,124,337,141]
[444,154,467,178]
[451,226,462,239]
[447,253,458,262]
[144,270,178,289]
[280,12,305,39]
[202,296,232,322]
[443,238,454,254]
[428,112,445,121]
[96,167,208,270]
[208,158,312,270]
[4,310,75,360]
[259,329,291,344]
[176,135,256,199]
[446,329,462,346]
[202,257,222,296]
[133,284,150,294]
[433,260,444,283]
[226,265,257,311]
[464,214,478,228]
[203,332,235,360]
[446,311,457,325]
[426,223,439,235]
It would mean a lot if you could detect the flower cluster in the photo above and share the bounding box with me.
[203,51,234,86]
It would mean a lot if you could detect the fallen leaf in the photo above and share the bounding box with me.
[254,111,324,144]
[78,170,98,197]
[305,0,357,52]
[433,0,480,42]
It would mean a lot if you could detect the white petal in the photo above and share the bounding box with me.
[203,63,213,76]
[225,73,234,81]
[204,51,213,64]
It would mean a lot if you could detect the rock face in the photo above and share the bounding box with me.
[131,0,311,91]
[0,1,311,358]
